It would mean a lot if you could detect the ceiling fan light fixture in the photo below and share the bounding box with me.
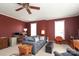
[16,3,40,14]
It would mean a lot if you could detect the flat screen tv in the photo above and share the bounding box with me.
[14,32,20,35]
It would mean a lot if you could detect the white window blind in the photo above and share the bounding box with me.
[31,23,37,36]
[55,20,65,39]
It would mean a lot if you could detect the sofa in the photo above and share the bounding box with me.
[54,48,79,56]
[22,36,47,55]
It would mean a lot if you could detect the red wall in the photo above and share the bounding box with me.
[26,16,79,41]
[65,16,79,39]
[37,20,47,36]
[46,20,55,41]
[26,20,54,41]
[0,14,26,37]
[54,16,79,40]
[1,14,79,41]
[25,22,30,36]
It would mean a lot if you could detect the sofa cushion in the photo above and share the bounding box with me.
[23,36,35,42]
[35,36,39,42]
[62,52,73,56]
[67,48,79,56]
[54,51,73,56]
[40,36,45,40]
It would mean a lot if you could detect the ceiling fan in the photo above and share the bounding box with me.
[16,3,40,14]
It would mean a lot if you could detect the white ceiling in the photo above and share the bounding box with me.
[0,3,79,22]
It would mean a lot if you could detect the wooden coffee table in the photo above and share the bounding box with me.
[18,44,32,56]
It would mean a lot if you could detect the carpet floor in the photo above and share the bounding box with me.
[0,43,70,56]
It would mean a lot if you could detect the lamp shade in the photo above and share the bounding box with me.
[41,30,45,34]
[24,28,27,32]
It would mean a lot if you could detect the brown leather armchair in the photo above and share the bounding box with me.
[18,44,32,56]
[18,44,27,55]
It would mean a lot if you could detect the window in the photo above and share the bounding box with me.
[31,23,37,36]
[55,20,65,39]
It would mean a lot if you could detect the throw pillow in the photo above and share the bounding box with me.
[23,36,35,42]
[35,37,39,42]
[27,37,35,42]
[40,36,45,40]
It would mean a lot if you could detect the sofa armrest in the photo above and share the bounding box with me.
[67,48,79,56]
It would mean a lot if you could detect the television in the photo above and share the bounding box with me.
[13,32,20,35]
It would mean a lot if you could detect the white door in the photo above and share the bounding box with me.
[31,23,37,36]
[55,20,65,39]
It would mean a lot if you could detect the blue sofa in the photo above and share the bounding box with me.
[22,36,47,55]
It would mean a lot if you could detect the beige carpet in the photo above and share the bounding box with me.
[0,43,70,56]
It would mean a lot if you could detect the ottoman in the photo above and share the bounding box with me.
[45,42,53,54]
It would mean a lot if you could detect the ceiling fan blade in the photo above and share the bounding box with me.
[16,7,24,11]
[29,6,40,10]
[26,8,32,14]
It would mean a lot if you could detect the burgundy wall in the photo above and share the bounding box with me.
[46,20,55,40]
[26,16,79,41]
[26,20,54,41]
[25,22,30,36]
[37,20,47,36]
[1,13,79,41]
[54,16,79,40]
[77,16,79,29]
[0,14,26,37]
[78,18,79,35]
[65,16,79,40]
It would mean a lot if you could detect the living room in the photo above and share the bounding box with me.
[0,2,79,57]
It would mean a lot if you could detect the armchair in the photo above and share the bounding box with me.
[55,36,62,44]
